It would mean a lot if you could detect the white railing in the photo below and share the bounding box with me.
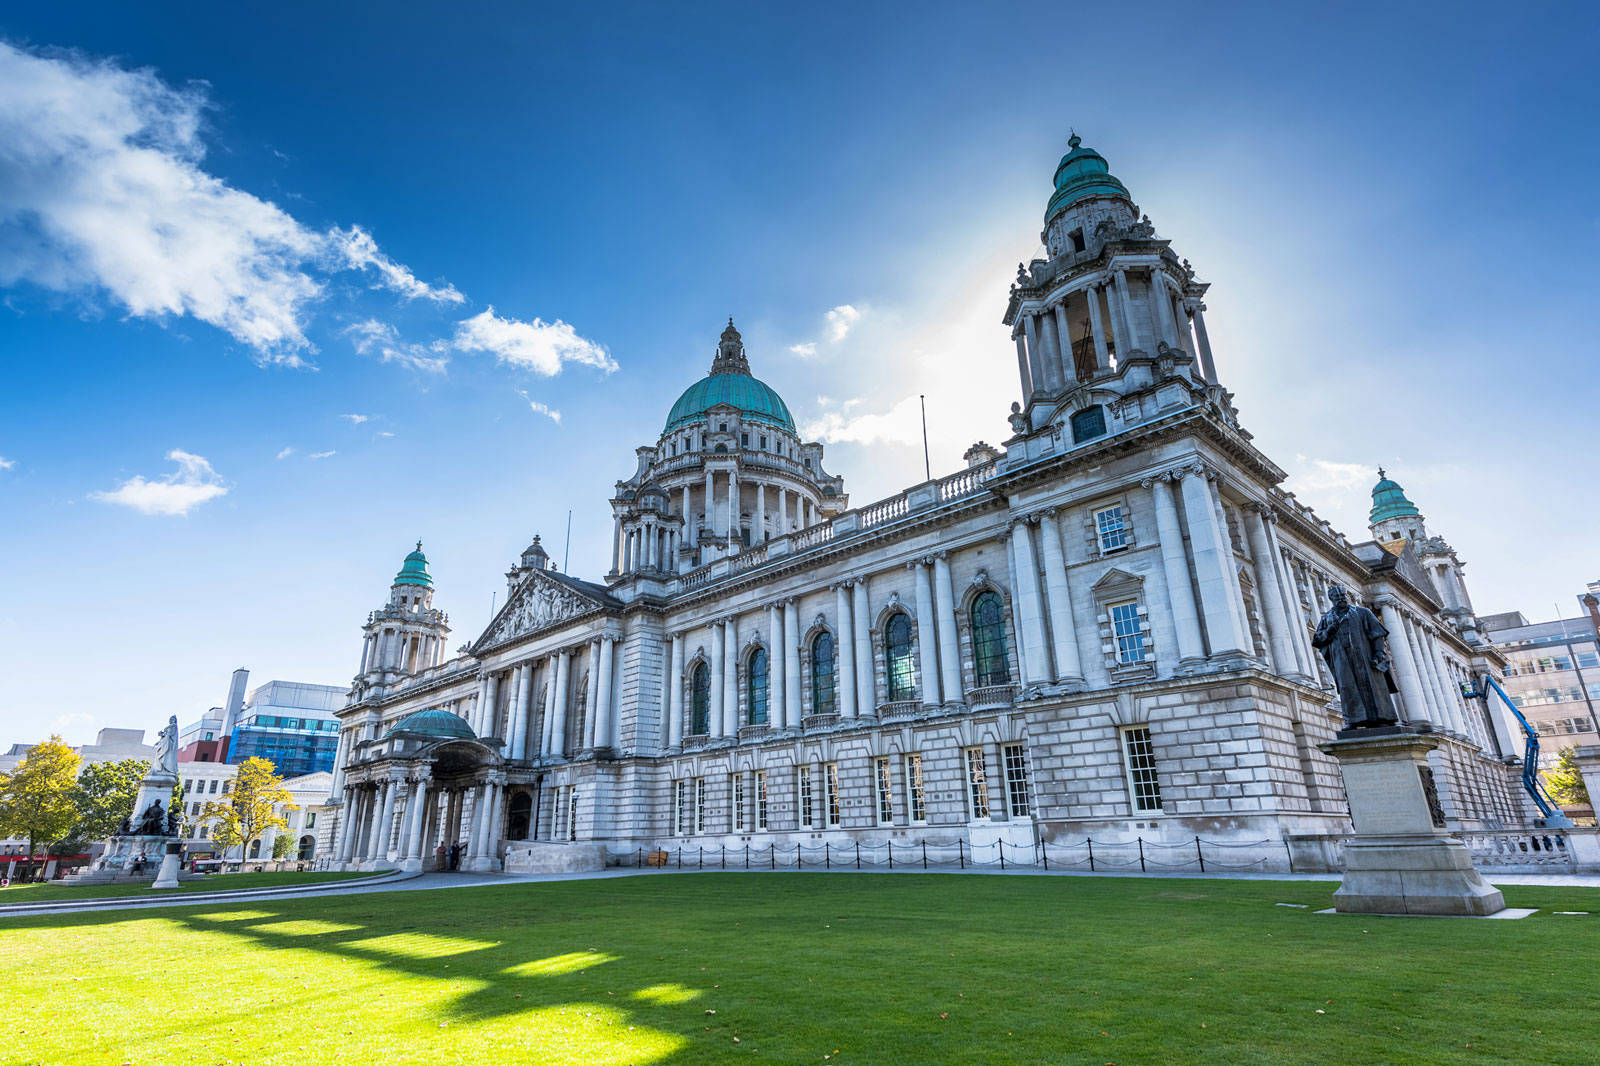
[790,522,834,552]
[937,460,998,501]
[859,493,910,529]
[1459,830,1573,868]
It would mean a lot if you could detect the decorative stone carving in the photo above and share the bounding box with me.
[484,571,603,645]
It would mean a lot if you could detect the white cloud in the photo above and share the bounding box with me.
[345,318,449,374]
[0,42,463,364]
[0,456,14,471]
[516,388,562,424]
[307,450,336,460]
[1287,455,1373,494]
[825,304,862,342]
[802,394,923,447]
[788,342,818,359]
[453,307,616,376]
[339,413,371,424]
[274,446,294,460]
[88,449,228,516]
[376,430,396,439]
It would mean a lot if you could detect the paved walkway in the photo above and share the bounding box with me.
[5,863,1600,918]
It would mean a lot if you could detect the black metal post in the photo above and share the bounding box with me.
[855,841,861,869]
[958,840,965,869]
[1138,837,1146,872]
[825,842,831,869]
[1087,837,1095,872]
[922,840,928,869]
[1194,835,1204,872]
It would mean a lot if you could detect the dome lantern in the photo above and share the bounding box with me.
[394,541,433,588]
[1045,133,1132,226]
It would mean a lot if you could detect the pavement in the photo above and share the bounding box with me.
[4,863,1600,918]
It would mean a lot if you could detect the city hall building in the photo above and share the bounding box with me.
[323,139,1536,873]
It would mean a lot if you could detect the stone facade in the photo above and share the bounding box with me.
[323,140,1537,875]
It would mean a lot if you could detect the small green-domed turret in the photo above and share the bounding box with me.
[394,541,433,588]
[1045,133,1132,225]
[1369,469,1421,524]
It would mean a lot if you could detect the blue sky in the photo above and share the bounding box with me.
[2,3,1596,746]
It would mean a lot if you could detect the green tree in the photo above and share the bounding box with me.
[0,737,82,876]
[1544,746,1591,809]
[272,833,295,860]
[201,758,294,860]
[73,759,150,841]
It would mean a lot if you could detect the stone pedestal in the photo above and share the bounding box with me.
[502,841,605,874]
[151,841,182,889]
[1321,728,1505,916]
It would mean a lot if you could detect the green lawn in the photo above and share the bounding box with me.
[4,873,1595,1065]
[0,868,384,903]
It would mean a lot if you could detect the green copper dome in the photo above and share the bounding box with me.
[394,541,433,588]
[1045,134,1132,225]
[384,708,475,740]
[665,373,796,434]
[1369,469,1421,524]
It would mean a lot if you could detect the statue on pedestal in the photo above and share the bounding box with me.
[155,715,180,777]
[136,800,167,837]
[1312,585,1398,729]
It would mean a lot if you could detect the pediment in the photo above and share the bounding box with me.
[1090,567,1143,596]
[474,569,618,652]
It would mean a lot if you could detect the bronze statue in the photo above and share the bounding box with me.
[136,800,167,836]
[1312,585,1399,729]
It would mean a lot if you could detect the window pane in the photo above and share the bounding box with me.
[1123,727,1162,812]
[970,592,1010,686]
[691,663,710,735]
[756,770,768,830]
[811,633,836,715]
[799,766,814,828]
[965,748,990,820]
[825,763,841,826]
[874,757,894,824]
[1111,601,1145,663]
[747,648,769,725]
[1003,744,1031,817]
[905,754,926,823]
[886,614,915,701]
[1095,506,1129,552]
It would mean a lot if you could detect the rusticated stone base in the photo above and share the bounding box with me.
[502,841,605,874]
[1334,836,1505,915]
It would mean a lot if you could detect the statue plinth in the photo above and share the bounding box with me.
[1320,728,1505,916]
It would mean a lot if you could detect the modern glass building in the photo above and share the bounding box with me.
[228,680,347,777]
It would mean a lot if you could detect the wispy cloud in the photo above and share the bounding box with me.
[801,394,922,446]
[375,430,396,439]
[345,319,448,373]
[274,446,294,460]
[454,307,617,376]
[1287,455,1373,494]
[326,225,463,305]
[788,342,818,358]
[516,387,562,424]
[88,449,228,516]
[307,450,336,460]
[0,456,15,471]
[339,413,372,424]
[825,304,862,342]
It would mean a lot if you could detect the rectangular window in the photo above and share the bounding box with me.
[965,748,991,820]
[183,779,192,792]
[825,762,842,827]
[1003,744,1032,817]
[674,779,689,835]
[307,813,317,828]
[1095,505,1129,553]
[1122,726,1163,812]
[799,766,814,828]
[1576,650,1600,669]
[567,789,578,841]
[199,825,208,839]
[905,754,927,823]
[756,770,768,830]
[874,757,894,824]
[732,773,746,832]
[693,778,707,835]
[1110,600,1146,664]
[208,779,219,794]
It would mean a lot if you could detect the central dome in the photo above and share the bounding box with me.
[383,708,475,740]
[663,319,796,435]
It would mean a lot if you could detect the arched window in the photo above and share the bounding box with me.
[970,591,1010,686]
[690,662,711,735]
[248,839,262,859]
[297,834,315,861]
[885,613,915,701]
[747,647,769,725]
[811,632,836,715]
[508,791,533,840]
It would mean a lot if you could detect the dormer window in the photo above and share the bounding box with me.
[741,432,749,446]
[1069,228,1086,253]
[1070,405,1107,443]
[720,422,728,433]
[760,435,768,450]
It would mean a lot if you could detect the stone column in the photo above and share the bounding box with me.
[550,649,572,756]
[368,779,396,865]
[483,672,502,739]
[334,786,357,862]
[1053,302,1078,385]
[1377,601,1431,727]
[768,606,785,726]
[784,600,803,727]
[1113,268,1139,354]
[723,618,740,734]
[683,485,694,545]
[835,584,858,718]
[1036,511,1083,685]
[506,664,528,759]
[912,560,943,707]
[594,635,616,749]
[1191,303,1219,384]
[1208,480,1253,653]
[1087,283,1110,371]
[1178,467,1248,657]
[778,487,790,535]
[583,641,602,749]
[1015,332,1033,398]
[611,517,622,574]
[1003,529,1030,682]
[710,621,726,737]
[668,633,685,750]
[705,468,717,536]
[1038,310,1063,393]
[1147,474,1204,665]
[1151,270,1179,347]
[852,582,875,716]
[539,655,558,756]
[933,554,964,704]
[1244,507,1299,676]
[728,467,740,544]
[1023,314,1048,397]
[1009,521,1052,684]
[757,484,767,542]
[404,777,431,866]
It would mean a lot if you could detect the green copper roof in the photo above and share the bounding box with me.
[665,373,796,434]
[1369,468,1421,524]
[394,541,433,587]
[384,708,475,741]
[1045,134,1132,225]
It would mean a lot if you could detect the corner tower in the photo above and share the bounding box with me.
[353,542,452,696]
[1366,470,1483,643]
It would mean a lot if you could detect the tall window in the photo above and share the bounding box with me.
[690,662,711,735]
[1095,505,1129,553]
[874,757,894,824]
[905,753,927,823]
[811,633,836,715]
[693,777,708,834]
[970,592,1010,686]
[824,763,842,827]
[885,614,915,701]
[1122,727,1162,812]
[1003,744,1031,817]
[964,747,990,820]
[756,770,768,830]
[1110,601,1146,664]
[747,648,770,725]
[732,773,746,832]
[799,766,815,828]
[567,789,578,841]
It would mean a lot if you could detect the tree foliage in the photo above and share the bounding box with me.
[0,737,83,861]
[272,833,295,860]
[73,758,150,841]
[1544,746,1591,809]
[200,758,294,859]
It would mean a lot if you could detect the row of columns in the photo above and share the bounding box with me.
[360,627,443,675]
[333,774,505,871]
[617,519,683,574]
[612,474,823,574]
[469,637,618,759]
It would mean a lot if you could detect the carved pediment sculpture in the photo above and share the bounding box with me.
[482,572,605,646]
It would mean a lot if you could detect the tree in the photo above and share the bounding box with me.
[200,758,294,861]
[73,759,150,841]
[272,834,295,860]
[0,737,82,876]
[1544,746,1591,809]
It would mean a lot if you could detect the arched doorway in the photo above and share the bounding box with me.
[297,834,316,861]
